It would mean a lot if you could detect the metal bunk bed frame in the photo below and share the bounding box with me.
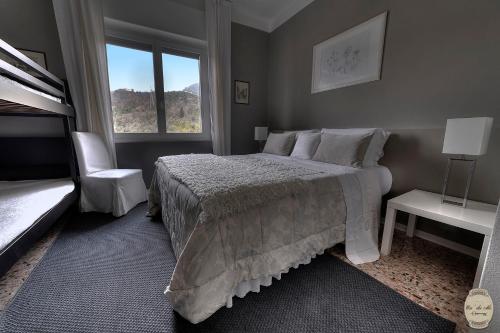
[0,38,78,277]
[0,38,77,179]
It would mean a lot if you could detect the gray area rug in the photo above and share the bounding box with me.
[1,204,455,333]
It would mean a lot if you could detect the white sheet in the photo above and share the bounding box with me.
[256,153,391,264]
[0,178,74,252]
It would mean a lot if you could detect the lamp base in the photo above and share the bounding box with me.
[257,140,266,153]
[441,157,476,208]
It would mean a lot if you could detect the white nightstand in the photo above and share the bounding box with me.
[381,189,497,287]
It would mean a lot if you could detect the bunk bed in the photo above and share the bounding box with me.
[0,38,78,277]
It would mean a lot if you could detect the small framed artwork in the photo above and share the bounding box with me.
[18,49,48,69]
[0,48,47,79]
[234,80,250,105]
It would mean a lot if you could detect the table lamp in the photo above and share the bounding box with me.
[441,117,493,207]
[254,126,268,152]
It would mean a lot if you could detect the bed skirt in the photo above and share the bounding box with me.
[225,247,331,308]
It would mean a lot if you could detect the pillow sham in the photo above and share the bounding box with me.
[282,129,320,137]
[321,128,390,166]
[312,132,374,167]
[262,132,295,156]
[290,133,321,159]
[282,129,320,146]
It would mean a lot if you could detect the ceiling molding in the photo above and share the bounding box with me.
[270,0,315,32]
[231,6,272,32]
[231,0,315,33]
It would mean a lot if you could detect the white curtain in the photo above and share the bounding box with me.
[52,0,117,167]
[205,0,232,155]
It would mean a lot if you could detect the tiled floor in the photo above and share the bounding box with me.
[329,231,477,333]
[0,221,63,311]
[1,221,476,332]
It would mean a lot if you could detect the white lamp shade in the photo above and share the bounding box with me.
[254,126,268,141]
[442,117,493,155]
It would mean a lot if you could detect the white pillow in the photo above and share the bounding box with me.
[290,133,321,159]
[282,129,320,146]
[321,128,390,166]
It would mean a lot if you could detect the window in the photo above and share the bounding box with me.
[107,44,157,134]
[105,36,209,142]
[162,52,202,134]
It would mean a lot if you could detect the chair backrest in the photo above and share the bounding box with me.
[71,131,113,176]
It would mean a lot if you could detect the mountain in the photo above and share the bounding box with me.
[110,88,201,133]
[182,83,200,96]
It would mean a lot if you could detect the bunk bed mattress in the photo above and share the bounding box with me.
[0,75,62,103]
[0,178,74,252]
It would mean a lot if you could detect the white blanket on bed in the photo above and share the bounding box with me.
[148,154,386,323]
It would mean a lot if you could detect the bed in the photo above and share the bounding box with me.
[0,179,76,269]
[149,147,392,323]
[0,38,77,277]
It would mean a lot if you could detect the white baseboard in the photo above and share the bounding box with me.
[393,222,480,258]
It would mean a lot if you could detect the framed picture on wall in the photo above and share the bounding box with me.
[311,12,387,93]
[18,49,48,70]
[0,48,47,79]
[234,80,250,105]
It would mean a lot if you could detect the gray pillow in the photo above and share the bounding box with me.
[312,132,374,167]
[263,133,295,156]
[290,133,321,159]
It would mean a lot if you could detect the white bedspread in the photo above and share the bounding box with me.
[0,179,75,252]
[149,153,391,323]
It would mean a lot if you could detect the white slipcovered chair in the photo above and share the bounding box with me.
[72,132,147,217]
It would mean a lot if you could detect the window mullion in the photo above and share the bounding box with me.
[153,43,166,134]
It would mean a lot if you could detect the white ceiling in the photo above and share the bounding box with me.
[232,0,315,32]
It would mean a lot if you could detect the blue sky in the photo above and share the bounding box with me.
[106,44,199,92]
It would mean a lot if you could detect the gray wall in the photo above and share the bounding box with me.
[0,0,66,78]
[231,23,269,154]
[267,0,500,203]
[267,0,500,248]
[0,0,66,137]
[268,0,500,132]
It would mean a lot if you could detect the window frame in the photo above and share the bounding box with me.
[105,23,210,143]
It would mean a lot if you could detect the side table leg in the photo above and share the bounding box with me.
[381,207,397,256]
[474,234,491,288]
[406,214,417,237]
